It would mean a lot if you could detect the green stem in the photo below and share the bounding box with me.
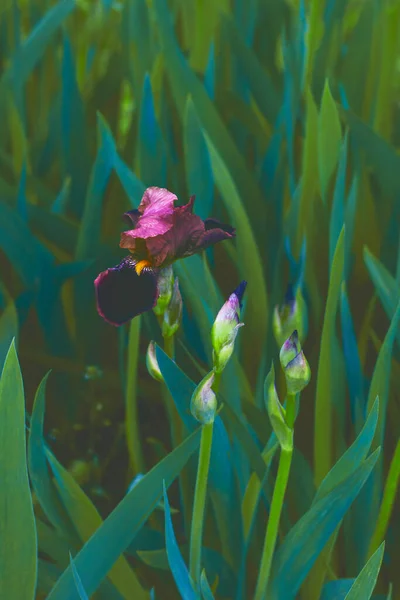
[189,370,220,587]
[163,334,175,360]
[253,393,296,600]
[189,420,214,587]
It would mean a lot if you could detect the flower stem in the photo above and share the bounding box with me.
[189,420,214,587]
[163,333,175,360]
[253,393,296,600]
[189,370,220,587]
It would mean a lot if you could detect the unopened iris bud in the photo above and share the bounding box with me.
[153,266,174,317]
[279,330,311,394]
[264,363,293,451]
[162,277,182,338]
[273,284,307,348]
[211,281,247,374]
[146,341,163,382]
[190,371,217,425]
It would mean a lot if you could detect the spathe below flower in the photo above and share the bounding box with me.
[94,187,235,326]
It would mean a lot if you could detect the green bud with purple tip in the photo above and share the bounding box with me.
[190,371,217,425]
[273,284,307,348]
[279,330,311,394]
[162,276,182,338]
[264,363,293,451]
[211,281,247,374]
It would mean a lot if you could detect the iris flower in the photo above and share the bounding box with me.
[95,187,235,325]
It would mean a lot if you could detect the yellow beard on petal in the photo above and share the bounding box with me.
[135,259,152,275]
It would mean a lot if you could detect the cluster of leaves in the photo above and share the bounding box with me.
[1,0,400,598]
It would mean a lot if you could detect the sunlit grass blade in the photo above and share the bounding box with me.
[344,542,385,600]
[0,340,37,599]
[368,438,400,557]
[314,227,345,485]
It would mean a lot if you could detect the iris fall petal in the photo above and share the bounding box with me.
[94,257,158,326]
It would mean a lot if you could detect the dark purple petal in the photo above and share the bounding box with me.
[194,225,236,253]
[146,209,204,266]
[232,281,247,307]
[122,209,140,227]
[94,257,158,326]
[203,218,236,236]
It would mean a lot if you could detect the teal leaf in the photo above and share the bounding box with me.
[270,449,380,600]
[200,570,215,600]
[28,372,79,541]
[344,174,359,280]
[330,133,347,270]
[51,177,71,215]
[0,297,18,375]
[0,199,51,287]
[152,0,266,226]
[184,97,214,221]
[364,247,399,328]
[0,340,37,599]
[163,481,198,600]
[137,73,167,187]
[61,35,90,218]
[314,398,379,503]
[17,160,27,221]
[75,113,114,260]
[321,579,355,600]
[204,42,215,99]
[222,14,280,124]
[98,113,146,206]
[69,554,89,600]
[342,107,400,200]
[46,429,201,599]
[340,284,366,424]
[344,543,385,600]
[0,0,75,94]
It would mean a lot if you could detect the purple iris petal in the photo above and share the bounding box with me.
[94,257,158,326]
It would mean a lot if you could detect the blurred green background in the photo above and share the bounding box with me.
[1,0,400,598]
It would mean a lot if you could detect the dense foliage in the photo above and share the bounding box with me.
[0,0,399,598]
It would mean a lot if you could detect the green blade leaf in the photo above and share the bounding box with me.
[314,398,379,503]
[69,554,89,600]
[314,227,345,485]
[0,0,75,95]
[344,543,385,600]
[318,80,342,201]
[163,482,198,600]
[46,450,145,599]
[270,449,380,600]
[46,429,201,599]
[0,340,37,598]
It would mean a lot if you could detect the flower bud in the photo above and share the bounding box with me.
[190,371,217,425]
[279,330,311,394]
[153,266,174,317]
[264,363,293,451]
[162,276,182,338]
[273,284,307,348]
[211,281,247,374]
[146,341,163,382]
